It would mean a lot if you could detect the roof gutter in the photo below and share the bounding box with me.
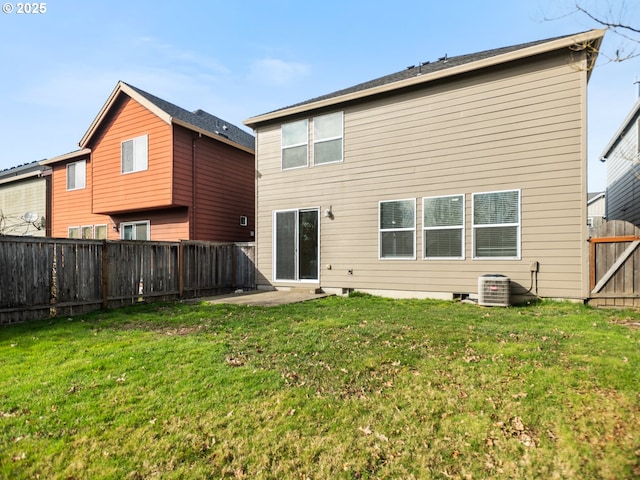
[40,148,92,166]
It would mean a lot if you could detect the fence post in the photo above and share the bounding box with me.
[101,241,109,309]
[178,241,184,298]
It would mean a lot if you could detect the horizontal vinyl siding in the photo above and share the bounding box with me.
[113,208,189,241]
[256,50,589,299]
[191,129,255,242]
[50,159,117,239]
[0,177,47,237]
[605,119,640,225]
[92,96,174,214]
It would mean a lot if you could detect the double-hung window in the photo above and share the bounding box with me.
[313,112,343,165]
[66,160,86,190]
[122,134,148,174]
[379,199,416,259]
[423,194,464,259]
[281,120,308,169]
[472,189,520,259]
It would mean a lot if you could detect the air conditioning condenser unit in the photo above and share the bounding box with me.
[478,274,510,307]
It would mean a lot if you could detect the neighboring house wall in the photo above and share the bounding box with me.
[46,82,255,242]
[587,192,606,231]
[602,101,640,225]
[249,33,600,301]
[173,125,255,242]
[92,95,174,214]
[0,174,49,237]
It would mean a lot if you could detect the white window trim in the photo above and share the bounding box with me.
[423,194,465,260]
[66,160,86,191]
[272,207,320,282]
[68,226,80,239]
[121,134,149,174]
[313,112,344,166]
[81,225,94,239]
[378,198,416,260]
[281,119,309,171]
[120,220,150,241]
[94,224,108,240]
[471,189,521,260]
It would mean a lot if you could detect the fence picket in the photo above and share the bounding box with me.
[0,237,255,325]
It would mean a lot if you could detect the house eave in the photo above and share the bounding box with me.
[40,148,92,166]
[599,96,640,162]
[244,29,605,129]
[79,81,172,148]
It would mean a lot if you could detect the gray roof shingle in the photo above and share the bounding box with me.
[262,31,586,116]
[124,83,255,150]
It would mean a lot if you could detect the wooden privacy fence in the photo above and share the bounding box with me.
[589,220,640,307]
[0,237,255,325]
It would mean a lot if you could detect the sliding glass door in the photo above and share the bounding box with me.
[274,209,319,281]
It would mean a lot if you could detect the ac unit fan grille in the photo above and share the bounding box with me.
[478,275,510,307]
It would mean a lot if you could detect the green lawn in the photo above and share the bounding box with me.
[1,295,639,479]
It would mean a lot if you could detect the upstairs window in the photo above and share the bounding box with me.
[66,160,86,190]
[379,199,416,259]
[423,194,464,259]
[281,120,308,169]
[313,112,343,165]
[122,134,148,174]
[472,189,520,259]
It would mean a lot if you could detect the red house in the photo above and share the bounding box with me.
[42,81,255,242]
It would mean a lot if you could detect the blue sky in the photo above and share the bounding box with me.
[1,0,639,192]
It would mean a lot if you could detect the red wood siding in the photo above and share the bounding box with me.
[113,208,190,241]
[173,125,255,242]
[91,96,175,214]
[50,157,117,239]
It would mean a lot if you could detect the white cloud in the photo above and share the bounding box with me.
[250,58,310,86]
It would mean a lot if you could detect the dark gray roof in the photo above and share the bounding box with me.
[268,31,584,115]
[124,83,255,150]
[0,160,48,178]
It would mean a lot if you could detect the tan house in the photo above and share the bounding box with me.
[0,161,50,237]
[42,81,255,242]
[245,30,605,303]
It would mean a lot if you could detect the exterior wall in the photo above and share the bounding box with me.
[173,126,255,242]
[91,96,174,214]
[0,176,48,237]
[605,117,640,225]
[254,49,591,300]
[50,155,115,239]
[51,155,190,240]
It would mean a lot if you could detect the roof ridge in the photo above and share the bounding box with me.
[249,30,598,121]
[123,83,255,150]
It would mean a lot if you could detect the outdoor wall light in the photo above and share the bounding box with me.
[324,206,334,219]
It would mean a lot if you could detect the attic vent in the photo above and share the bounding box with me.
[478,274,510,307]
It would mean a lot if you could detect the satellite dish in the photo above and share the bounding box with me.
[24,212,39,222]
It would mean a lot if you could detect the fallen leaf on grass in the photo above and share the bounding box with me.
[226,357,245,367]
[375,432,389,442]
[358,425,372,435]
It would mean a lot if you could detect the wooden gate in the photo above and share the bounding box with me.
[589,220,640,307]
